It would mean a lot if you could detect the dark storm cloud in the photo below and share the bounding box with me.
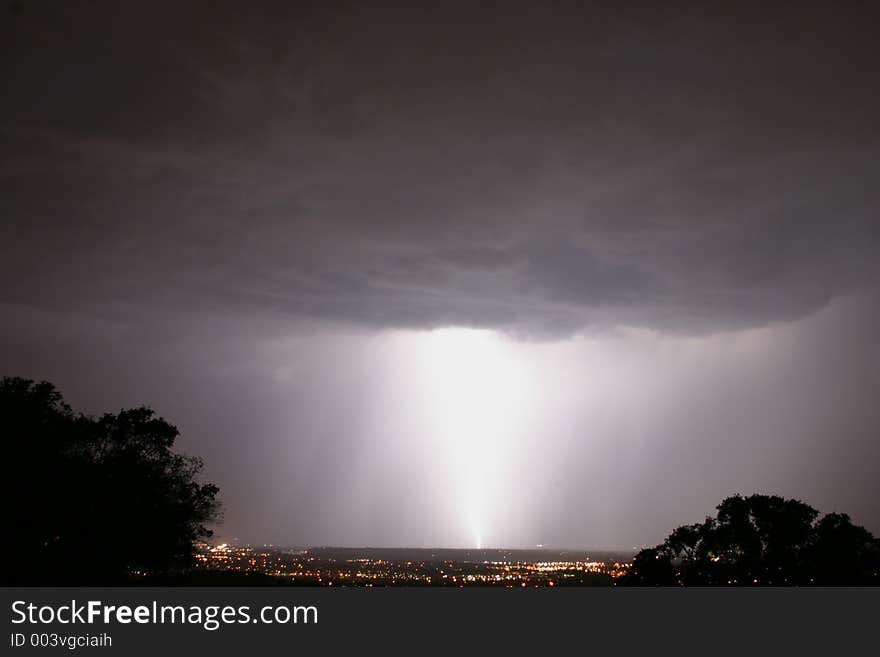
[3,1,878,337]
[3,1,880,548]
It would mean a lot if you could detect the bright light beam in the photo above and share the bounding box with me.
[405,328,532,549]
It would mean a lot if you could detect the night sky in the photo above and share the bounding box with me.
[2,1,879,549]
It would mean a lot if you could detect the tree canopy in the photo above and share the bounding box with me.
[621,494,880,585]
[2,376,220,584]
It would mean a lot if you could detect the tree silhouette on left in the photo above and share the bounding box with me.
[1,376,220,584]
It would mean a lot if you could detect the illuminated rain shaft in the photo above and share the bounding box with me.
[403,328,534,549]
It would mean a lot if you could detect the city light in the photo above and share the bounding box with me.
[192,544,632,586]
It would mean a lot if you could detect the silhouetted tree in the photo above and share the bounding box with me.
[2,376,220,584]
[620,494,880,585]
[623,546,676,585]
[804,512,880,585]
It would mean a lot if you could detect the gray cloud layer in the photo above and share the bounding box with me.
[2,2,879,547]
[3,2,878,337]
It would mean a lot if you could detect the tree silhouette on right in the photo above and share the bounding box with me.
[620,494,880,585]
